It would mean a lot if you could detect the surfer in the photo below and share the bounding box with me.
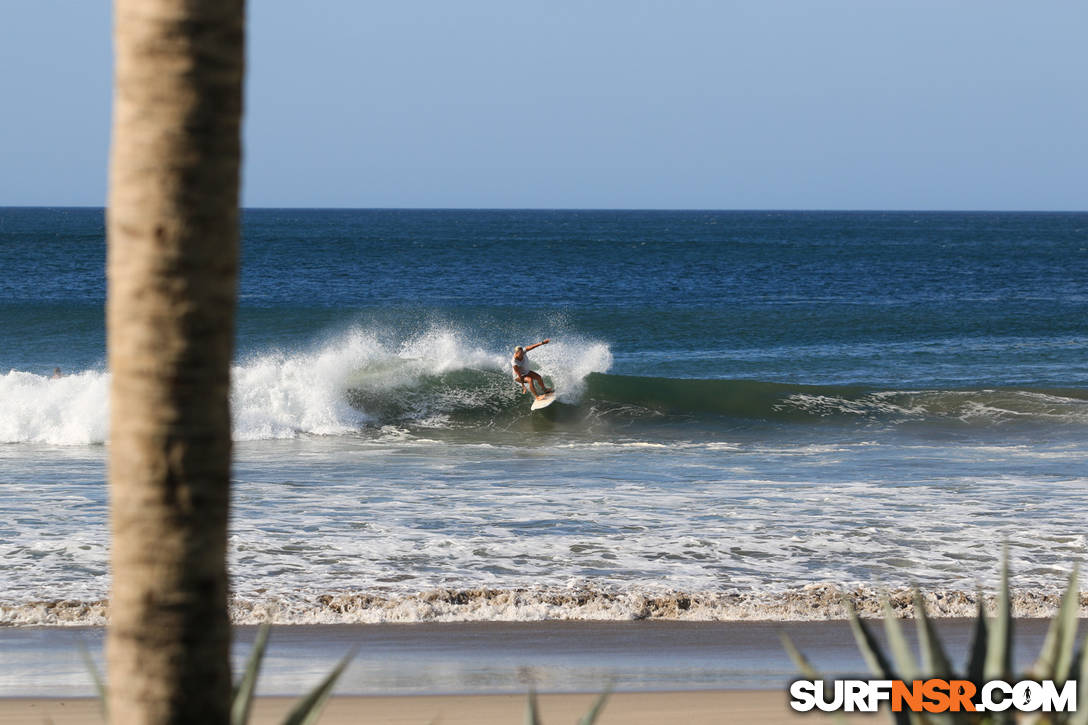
[512,339,553,400]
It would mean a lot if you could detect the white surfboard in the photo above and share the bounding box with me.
[530,392,557,410]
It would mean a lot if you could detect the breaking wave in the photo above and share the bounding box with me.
[2,327,1085,445]
[0,327,612,444]
[0,369,110,445]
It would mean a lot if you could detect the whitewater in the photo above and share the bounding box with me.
[0,328,614,445]
[3,328,1088,626]
[4,326,1085,446]
[2,207,1086,626]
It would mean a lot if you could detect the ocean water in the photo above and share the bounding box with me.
[1,207,1086,625]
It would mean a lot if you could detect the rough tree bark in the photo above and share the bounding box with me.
[106,1,244,722]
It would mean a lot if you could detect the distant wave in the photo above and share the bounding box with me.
[3,328,1085,445]
[1,584,1077,626]
[580,375,1088,426]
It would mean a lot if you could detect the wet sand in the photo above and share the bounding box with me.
[0,619,1063,723]
[0,619,1057,700]
[0,692,881,724]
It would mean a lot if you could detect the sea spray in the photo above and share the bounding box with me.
[341,330,614,426]
[232,329,377,440]
[231,327,615,434]
[0,326,615,444]
[527,339,613,403]
[3,365,1087,447]
[0,370,109,445]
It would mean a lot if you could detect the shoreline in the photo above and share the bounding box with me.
[0,619,1058,699]
[2,584,1076,627]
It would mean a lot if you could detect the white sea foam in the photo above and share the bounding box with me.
[232,331,378,440]
[0,370,109,445]
[3,432,1087,626]
[527,340,612,402]
[2,586,1082,627]
[778,388,1088,425]
[5,436,1086,619]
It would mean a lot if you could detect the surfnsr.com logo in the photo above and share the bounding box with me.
[789,679,1077,713]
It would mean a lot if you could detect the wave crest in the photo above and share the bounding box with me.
[0,328,613,444]
[0,369,109,445]
[4,331,1085,445]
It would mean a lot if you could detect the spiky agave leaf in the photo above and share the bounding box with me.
[780,633,851,725]
[906,592,974,725]
[883,598,961,725]
[984,553,1014,725]
[885,605,967,725]
[78,643,108,719]
[912,590,955,678]
[576,687,612,725]
[1071,632,1088,725]
[882,597,921,681]
[280,649,355,725]
[845,598,897,679]
[1031,567,1079,684]
[965,596,988,685]
[844,599,913,725]
[984,553,1012,682]
[232,622,271,725]
[524,689,541,725]
[781,632,822,680]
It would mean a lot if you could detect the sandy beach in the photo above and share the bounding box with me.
[0,618,1059,724]
[0,692,882,724]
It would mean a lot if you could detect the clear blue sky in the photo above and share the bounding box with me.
[1,1,1085,209]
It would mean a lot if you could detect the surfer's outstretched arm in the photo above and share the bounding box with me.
[511,340,552,399]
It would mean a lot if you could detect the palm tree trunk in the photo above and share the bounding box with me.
[106,1,244,722]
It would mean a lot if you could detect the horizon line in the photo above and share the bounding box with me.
[3,205,1088,214]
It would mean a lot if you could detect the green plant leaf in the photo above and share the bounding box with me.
[780,633,852,725]
[912,590,954,678]
[281,649,355,725]
[78,643,107,719]
[844,600,913,725]
[577,687,612,725]
[965,596,988,684]
[780,632,821,679]
[232,622,271,725]
[845,599,897,679]
[1067,646,1083,695]
[882,597,920,681]
[1071,633,1088,725]
[1031,566,1079,684]
[910,593,972,725]
[983,551,1012,682]
[983,552,1014,725]
[524,689,541,725]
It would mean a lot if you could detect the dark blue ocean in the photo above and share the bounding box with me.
[2,208,1086,624]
